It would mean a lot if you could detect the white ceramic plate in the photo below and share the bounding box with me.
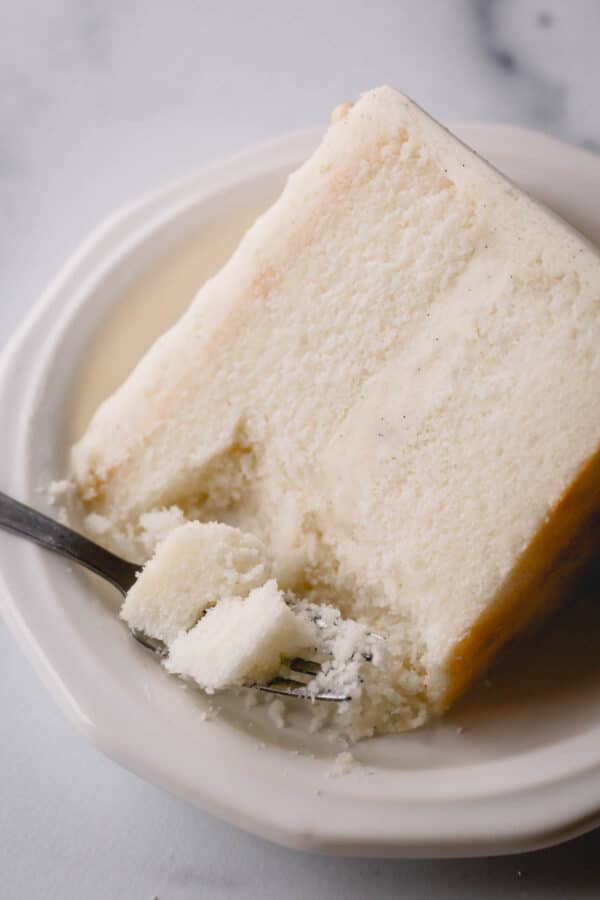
[2,124,600,858]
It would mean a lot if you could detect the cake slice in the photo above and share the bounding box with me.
[71,86,600,736]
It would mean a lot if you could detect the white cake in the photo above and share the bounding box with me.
[166,579,315,692]
[122,521,270,643]
[71,86,600,735]
[125,522,385,715]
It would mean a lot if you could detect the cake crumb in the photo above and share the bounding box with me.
[47,479,73,523]
[198,704,217,722]
[329,750,359,777]
[307,703,333,734]
[331,100,353,123]
[47,479,72,505]
[244,690,259,710]
[139,505,186,554]
[84,512,112,536]
[267,698,286,729]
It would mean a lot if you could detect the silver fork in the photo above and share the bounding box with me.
[0,491,348,701]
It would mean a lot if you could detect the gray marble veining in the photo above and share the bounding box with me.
[1,2,600,898]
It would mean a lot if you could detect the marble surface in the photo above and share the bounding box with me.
[2,1,600,897]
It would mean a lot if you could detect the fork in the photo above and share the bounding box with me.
[0,491,348,701]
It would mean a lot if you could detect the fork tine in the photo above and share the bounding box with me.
[288,657,321,676]
[131,624,349,701]
[262,676,309,692]
[257,677,349,702]
[256,677,312,699]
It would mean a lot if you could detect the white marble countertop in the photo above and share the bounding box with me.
[2,1,600,897]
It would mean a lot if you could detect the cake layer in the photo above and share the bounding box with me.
[72,87,600,733]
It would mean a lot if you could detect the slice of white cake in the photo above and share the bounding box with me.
[122,521,271,643]
[72,86,600,735]
[166,580,315,691]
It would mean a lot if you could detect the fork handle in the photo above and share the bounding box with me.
[0,490,139,594]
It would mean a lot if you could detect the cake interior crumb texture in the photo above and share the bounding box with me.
[166,579,315,692]
[127,521,389,729]
[122,521,271,643]
[70,85,600,737]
